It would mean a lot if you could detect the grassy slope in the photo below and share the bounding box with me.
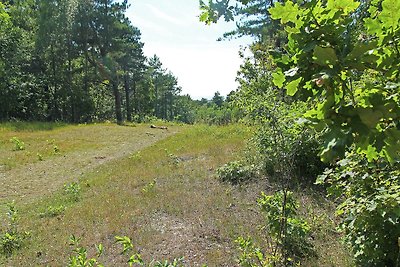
[0,123,352,266]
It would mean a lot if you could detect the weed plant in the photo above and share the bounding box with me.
[9,137,25,151]
[0,203,30,256]
[68,235,188,267]
[64,182,81,201]
[39,205,66,218]
[142,179,157,193]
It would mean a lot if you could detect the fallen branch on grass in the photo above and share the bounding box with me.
[150,125,168,130]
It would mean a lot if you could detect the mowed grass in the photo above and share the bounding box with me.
[0,122,175,206]
[0,123,352,266]
[0,122,170,171]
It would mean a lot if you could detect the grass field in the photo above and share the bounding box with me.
[0,123,352,266]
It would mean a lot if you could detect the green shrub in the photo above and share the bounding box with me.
[258,191,314,262]
[235,236,274,267]
[234,191,313,266]
[317,153,400,266]
[216,161,257,185]
[67,234,103,267]
[254,124,326,185]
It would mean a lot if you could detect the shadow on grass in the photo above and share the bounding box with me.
[0,121,68,132]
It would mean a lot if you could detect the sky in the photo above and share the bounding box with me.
[126,0,253,100]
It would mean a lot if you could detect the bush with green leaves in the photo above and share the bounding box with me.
[232,56,326,184]
[200,0,400,265]
[317,152,400,265]
[67,234,103,267]
[258,191,313,262]
[0,203,30,256]
[254,122,326,184]
[234,191,313,266]
[217,161,257,185]
[268,1,400,264]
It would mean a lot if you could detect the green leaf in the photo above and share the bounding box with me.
[347,42,377,60]
[380,0,400,30]
[364,17,382,35]
[358,108,382,128]
[128,254,143,266]
[115,236,133,254]
[327,0,360,15]
[313,46,338,67]
[96,244,104,257]
[365,145,379,162]
[285,77,302,96]
[269,1,299,24]
[272,70,285,88]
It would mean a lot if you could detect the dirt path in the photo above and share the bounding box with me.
[0,124,177,206]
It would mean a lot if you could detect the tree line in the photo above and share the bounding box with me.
[0,0,209,124]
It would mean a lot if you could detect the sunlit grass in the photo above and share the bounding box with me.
[0,123,352,266]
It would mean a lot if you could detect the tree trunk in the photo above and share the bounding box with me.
[112,80,123,125]
[124,73,132,122]
[132,80,137,114]
[154,84,159,118]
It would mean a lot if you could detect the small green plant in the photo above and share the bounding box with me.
[67,234,103,267]
[47,139,60,154]
[64,182,81,201]
[9,137,25,151]
[67,235,190,267]
[39,205,66,218]
[37,152,44,161]
[53,145,60,154]
[165,149,180,165]
[234,191,313,266]
[129,151,142,160]
[235,236,278,267]
[257,191,313,264]
[142,179,156,193]
[0,203,30,256]
[216,161,257,185]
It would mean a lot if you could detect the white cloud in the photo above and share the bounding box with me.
[144,44,242,99]
[126,0,253,99]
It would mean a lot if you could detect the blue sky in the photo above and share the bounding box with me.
[126,0,252,99]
